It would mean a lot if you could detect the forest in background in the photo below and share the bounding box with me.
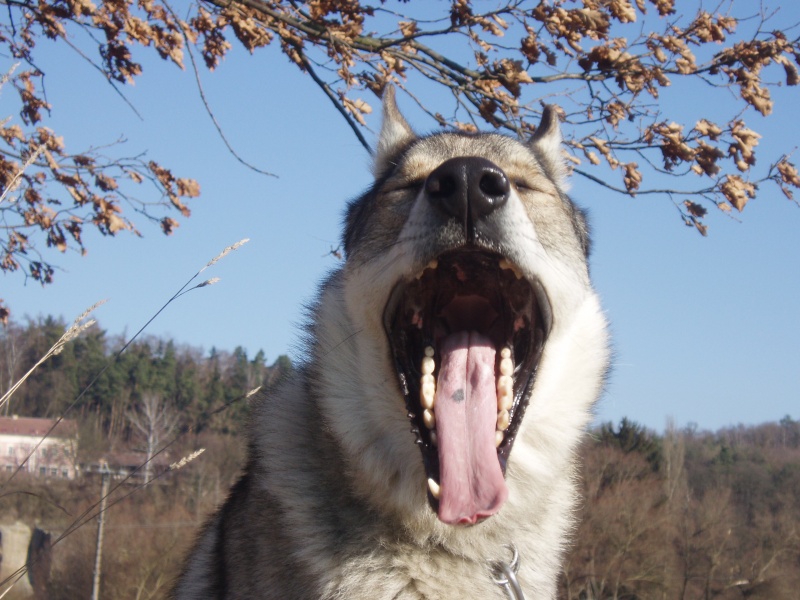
[1,317,798,599]
[0,316,292,452]
[564,418,800,599]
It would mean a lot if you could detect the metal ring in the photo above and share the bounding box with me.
[490,544,519,583]
[490,544,524,600]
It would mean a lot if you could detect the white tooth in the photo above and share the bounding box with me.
[497,372,514,411]
[427,477,441,499]
[495,430,505,447]
[498,386,513,411]
[423,409,436,429]
[497,374,513,391]
[430,431,438,446]
[421,373,434,385]
[500,347,512,359]
[497,373,513,411]
[421,356,435,375]
[424,346,435,358]
[499,258,523,279]
[421,382,436,409]
[499,357,514,376]
[497,409,510,431]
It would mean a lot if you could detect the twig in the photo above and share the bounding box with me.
[295,49,371,152]
[164,0,278,177]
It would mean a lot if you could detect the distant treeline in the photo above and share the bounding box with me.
[0,316,292,446]
[563,417,800,599]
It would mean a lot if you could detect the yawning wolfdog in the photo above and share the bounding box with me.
[174,87,610,599]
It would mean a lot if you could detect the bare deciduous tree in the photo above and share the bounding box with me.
[127,392,178,482]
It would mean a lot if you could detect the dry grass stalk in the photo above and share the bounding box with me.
[201,238,250,272]
[0,143,46,205]
[169,448,206,471]
[0,62,19,91]
[0,300,106,412]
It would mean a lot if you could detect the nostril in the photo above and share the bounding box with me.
[426,174,457,197]
[426,160,469,222]
[470,165,509,221]
[479,170,510,198]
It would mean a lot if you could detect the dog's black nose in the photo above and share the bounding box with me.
[425,157,510,233]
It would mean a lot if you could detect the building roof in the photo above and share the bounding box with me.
[0,416,78,439]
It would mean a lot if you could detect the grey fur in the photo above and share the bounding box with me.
[174,90,610,599]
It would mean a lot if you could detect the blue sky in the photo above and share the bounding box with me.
[4,4,799,433]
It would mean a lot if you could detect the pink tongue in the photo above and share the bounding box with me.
[435,331,508,524]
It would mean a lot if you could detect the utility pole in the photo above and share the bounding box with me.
[91,463,110,600]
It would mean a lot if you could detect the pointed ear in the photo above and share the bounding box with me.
[529,105,568,188]
[373,85,416,177]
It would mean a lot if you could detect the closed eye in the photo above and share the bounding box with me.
[513,180,545,194]
[386,179,424,194]
[513,180,532,191]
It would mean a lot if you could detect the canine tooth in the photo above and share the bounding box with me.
[499,258,523,279]
[423,409,436,429]
[427,477,441,499]
[421,356,435,375]
[417,259,439,279]
[500,347,512,359]
[499,357,514,377]
[497,409,510,431]
[421,382,436,409]
[495,430,505,447]
[424,346,434,358]
[430,431,438,446]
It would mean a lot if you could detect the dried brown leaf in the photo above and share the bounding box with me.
[720,175,756,212]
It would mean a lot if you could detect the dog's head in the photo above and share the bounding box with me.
[317,87,609,530]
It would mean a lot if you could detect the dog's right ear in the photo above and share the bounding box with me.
[373,86,416,177]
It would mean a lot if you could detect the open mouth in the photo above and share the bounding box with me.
[384,249,551,525]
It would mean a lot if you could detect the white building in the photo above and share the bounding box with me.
[0,416,78,479]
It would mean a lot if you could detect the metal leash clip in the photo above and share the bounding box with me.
[490,543,525,600]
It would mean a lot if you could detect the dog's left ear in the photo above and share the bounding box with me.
[529,105,568,188]
[373,86,416,177]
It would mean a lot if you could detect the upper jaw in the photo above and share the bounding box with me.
[383,245,551,522]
